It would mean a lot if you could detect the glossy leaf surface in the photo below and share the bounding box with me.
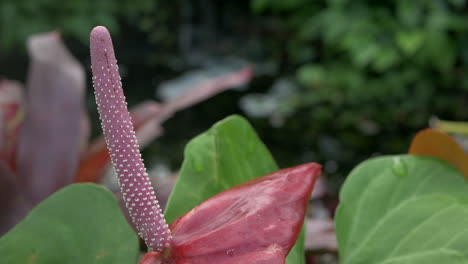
[164,115,278,222]
[169,163,320,264]
[409,128,468,180]
[164,115,306,264]
[144,163,321,264]
[0,184,139,264]
[336,155,468,263]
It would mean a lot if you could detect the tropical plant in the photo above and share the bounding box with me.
[2,24,468,264]
[0,26,321,264]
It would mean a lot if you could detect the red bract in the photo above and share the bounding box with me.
[140,163,322,264]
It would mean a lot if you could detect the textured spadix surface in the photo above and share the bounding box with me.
[90,26,171,252]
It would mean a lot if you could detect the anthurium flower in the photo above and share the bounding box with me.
[140,163,321,264]
[90,26,322,263]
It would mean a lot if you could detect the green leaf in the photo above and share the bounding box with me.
[164,115,306,264]
[0,184,139,264]
[251,0,306,13]
[372,47,399,72]
[336,155,468,264]
[251,0,272,13]
[297,64,326,87]
[396,31,424,55]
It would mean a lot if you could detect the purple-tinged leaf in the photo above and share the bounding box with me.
[310,176,327,199]
[79,110,91,153]
[305,219,337,252]
[16,31,86,204]
[0,159,31,235]
[159,66,253,121]
[128,101,164,148]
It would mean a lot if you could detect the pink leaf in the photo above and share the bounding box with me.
[16,31,86,204]
[160,67,253,121]
[0,159,31,235]
[142,163,322,264]
[305,219,337,251]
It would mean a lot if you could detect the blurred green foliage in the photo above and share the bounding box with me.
[3,0,468,188]
[0,0,156,50]
[249,0,468,182]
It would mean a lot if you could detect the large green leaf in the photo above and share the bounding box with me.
[336,155,468,263]
[164,115,306,264]
[0,184,139,264]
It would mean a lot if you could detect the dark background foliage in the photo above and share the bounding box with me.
[1,0,468,191]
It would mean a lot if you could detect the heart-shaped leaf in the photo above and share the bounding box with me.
[0,184,139,264]
[164,115,308,264]
[164,115,278,222]
[143,163,321,264]
[409,128,468,180]
[336,155,468,263]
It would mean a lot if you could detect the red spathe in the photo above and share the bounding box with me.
[140,163,322,264]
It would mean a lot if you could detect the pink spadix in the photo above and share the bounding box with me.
[90,26,171,252]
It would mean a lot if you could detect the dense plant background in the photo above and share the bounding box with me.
[2,0,468,191]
